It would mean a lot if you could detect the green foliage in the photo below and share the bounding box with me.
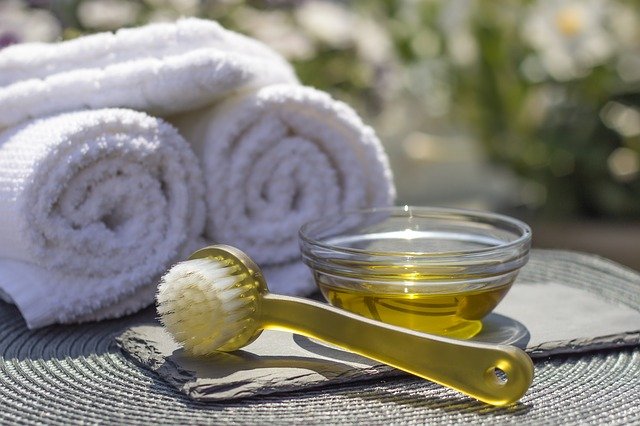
[14,0,640,218]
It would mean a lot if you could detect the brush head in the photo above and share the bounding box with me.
[156,245,267,355]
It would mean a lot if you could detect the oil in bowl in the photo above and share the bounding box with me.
[299,207,531,339]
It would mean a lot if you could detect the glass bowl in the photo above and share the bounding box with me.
[299,206,531,339]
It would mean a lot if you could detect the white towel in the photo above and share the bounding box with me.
[0,19,298,325]
[172,84,396,295]
[0,18,395,307]
[0,18,297,129]
[0,109,205,328]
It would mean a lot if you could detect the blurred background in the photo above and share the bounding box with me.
[2,0,639,268]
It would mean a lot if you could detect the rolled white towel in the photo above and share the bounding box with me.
[0,109,205,328]
[0,18,297,129]
[172,84,396,295]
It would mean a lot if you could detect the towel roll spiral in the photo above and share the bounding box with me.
[174,84,395,269]
[0,109,205,327]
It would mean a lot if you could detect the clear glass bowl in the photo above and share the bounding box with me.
[299,206,531,339]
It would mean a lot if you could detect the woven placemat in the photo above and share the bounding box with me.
[1,250,639,424]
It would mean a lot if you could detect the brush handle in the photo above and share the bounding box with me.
[260,294,533,406]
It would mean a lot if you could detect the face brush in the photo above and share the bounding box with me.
[156,245,534,406]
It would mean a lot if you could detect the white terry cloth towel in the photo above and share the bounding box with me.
[172,84,396,295]
[0,18,297,130]
[0,109,206,329]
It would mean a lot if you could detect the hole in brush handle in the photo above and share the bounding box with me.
[485,366,509,386]
[493,367,509,384]
[477,349,534,405]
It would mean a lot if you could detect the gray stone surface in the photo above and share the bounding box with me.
[117,276,640,401]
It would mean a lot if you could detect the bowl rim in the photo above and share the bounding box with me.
[298,205,532,258]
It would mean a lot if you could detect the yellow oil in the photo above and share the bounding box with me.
[316,273,513,339]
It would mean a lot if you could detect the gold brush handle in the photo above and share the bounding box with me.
[260,294,533,406]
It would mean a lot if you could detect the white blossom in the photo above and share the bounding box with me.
[0,0,61,48]
[78,0,142,30]
[522,0,615,81]
[438,0,478,67]
[352,18,392,64]
[295,1,354,48]
[235,8,315,61]
[606,2,640,82]
[295,1,393,65]
[143,0,199,16]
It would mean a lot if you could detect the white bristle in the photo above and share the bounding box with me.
[156,257,260,355]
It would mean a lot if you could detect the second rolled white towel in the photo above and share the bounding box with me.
[173,84,395,294]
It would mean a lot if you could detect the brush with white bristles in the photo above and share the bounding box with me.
[156,245,534,407]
